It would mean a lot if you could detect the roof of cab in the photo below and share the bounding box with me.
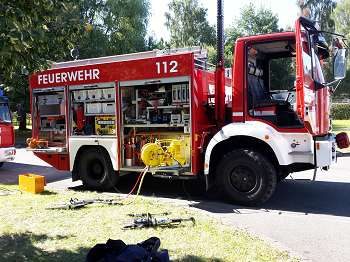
[236,31,295,44]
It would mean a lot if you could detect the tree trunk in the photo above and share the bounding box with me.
[18,99,27,130]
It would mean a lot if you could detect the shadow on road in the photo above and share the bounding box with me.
[70,173,204,201]
[189,178,350,218]
[337,151,350,157]
[2,161,350,219]
[0,162,71,185]
[70,171,350,219]
[265,178,350,216]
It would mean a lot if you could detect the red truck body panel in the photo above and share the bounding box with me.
[0,123,14,147]
[30,54,194,88]
[29,52,232,174]
[295,19,330,136]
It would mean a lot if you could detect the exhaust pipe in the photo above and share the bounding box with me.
[216,0,224,67]
[215,0,225,128]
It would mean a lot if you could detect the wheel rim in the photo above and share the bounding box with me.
[87,159,105,181]
[229,166,259,194]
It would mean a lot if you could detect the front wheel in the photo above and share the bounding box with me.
[78,147,118,190]
[216,149,277,206]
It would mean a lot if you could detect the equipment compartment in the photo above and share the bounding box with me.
[69,84,116,136]
[121,82,190,127]
[119,81,192,174]
[32,88,67,148]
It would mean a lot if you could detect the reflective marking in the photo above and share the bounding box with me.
[253,111,275,116]
[232,112,243,116]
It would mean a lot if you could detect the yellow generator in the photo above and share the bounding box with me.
[140,137,190,168]
[95,116,116,135]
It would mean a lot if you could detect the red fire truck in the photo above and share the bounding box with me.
[29,11,349,205]
[0,90,16,167]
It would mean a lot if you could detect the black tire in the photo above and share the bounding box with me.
[0,162,3,168]
[78,147,118,190]
[216,149,277,206]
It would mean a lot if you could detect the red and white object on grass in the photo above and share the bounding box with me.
[336,132,350,149]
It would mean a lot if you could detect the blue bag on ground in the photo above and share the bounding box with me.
[86,237,170,262]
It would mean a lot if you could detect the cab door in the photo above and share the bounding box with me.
[295,17,330,135]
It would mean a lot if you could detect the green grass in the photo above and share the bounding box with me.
[332,120,350,132]
[332,120,350,153]
[0,186,296,262]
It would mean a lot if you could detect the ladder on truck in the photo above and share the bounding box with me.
[52,46,213,70]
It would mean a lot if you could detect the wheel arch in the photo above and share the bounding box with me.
[204,121,298,180]
[207,135,280,180]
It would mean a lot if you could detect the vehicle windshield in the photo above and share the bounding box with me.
[0,103,12,123]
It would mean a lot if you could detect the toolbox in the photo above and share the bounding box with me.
[19,174,46,194]
[102,103,115,114]
[86,103,102,114]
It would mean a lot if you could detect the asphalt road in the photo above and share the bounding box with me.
[1,149,350,262]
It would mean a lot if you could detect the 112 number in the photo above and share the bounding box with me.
[156,61,178,74]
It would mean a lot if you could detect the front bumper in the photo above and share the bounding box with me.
[0,147,16,162]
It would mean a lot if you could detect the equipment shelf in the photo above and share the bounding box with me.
[124,124,185,128]
[85,113,116,116]
[146,104,189,110]
[74,99,115,103]
[40,128,65,132]
[40,114,65,117]
[26,147,67,153]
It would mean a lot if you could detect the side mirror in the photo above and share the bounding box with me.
[333,48,347,80]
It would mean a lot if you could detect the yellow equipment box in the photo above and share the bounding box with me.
[95,116,116,135]
[19,174,45,194]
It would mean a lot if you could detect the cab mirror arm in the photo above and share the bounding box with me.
[314,80,326,90]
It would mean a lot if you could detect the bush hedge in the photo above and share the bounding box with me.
[331,103,350,120]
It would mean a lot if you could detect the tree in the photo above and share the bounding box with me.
[0,0,150,129]
[297,0,337,32]
[333,0,350,40]
[0,1,81,79]
[165,0,216,48]
[145,36,168,50]
[234,4,279,36]
[0,1,81,129]
[78,0,150,58]
[222,4,280,66]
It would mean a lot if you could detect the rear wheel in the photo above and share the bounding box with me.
[78,147,118,190]
[216,149,277,206]
[0,162,3,168]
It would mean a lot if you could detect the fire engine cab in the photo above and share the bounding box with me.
[29,13,349,205]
